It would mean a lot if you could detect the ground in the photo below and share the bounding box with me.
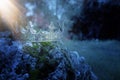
[64,39,120,80]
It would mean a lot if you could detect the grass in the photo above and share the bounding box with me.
[64,39,120,80]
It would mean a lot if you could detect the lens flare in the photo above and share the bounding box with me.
[0,0,23,32]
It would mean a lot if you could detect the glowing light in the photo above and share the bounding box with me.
[0,0,22,32]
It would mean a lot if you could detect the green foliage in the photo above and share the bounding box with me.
[29,69,41,80]
[29,63,55,80]
[28,48,58,80]
[23,43,40,57]
[40,41,54,49]
[23,41,60,79]
[23,41,55,57]
[40,42,51,47]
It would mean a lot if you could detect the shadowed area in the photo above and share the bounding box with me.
[64,39,120,80]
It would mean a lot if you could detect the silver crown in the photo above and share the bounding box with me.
[20,21,63,42]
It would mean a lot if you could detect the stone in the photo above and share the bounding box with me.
[0,31,97,80]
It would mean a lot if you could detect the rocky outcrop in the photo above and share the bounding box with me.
[0,31,36,80]
[0,31,97,80]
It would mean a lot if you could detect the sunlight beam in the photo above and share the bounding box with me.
[0,0,23,33]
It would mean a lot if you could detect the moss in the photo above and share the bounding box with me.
[23,41,57,68]
[29,69,41,80]
[23,45,40,57]
[23,41,60,79]
[23,41,54,57]
[40,42,55,53]
[40,42,52,47]
[37,53,49,63]
[29,55,58,80]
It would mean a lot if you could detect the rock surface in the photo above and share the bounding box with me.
[0,31,97,80]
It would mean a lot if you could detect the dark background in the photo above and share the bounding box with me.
[69,0,120,40]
